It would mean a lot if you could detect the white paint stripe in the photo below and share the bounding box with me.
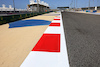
[20,12,70,67]
[60,12,70,67]
[54,18,60,19]
[51,22,61,23]
[52,20,61,23]
[20,52,60,67]
[44,27,61,34]
[51,21,61,23]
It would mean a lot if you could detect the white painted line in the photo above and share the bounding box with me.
[20,52,60,67]
[51,21,61,23]
[44,27,61,34]
[54,17,60,19]
[52,20,61,23]
[60,12,70,67]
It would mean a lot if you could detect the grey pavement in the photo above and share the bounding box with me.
[62,12,100,67]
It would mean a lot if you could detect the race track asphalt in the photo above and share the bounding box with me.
[62,12,100,67]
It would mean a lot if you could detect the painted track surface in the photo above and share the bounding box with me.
[0,12,59,67]
[9,19,51,28]
[20,12,69,67]
[62,12,100,67]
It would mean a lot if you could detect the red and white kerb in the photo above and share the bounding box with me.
[20,13,69,67]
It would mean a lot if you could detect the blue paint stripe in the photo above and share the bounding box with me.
[9,19,51,28]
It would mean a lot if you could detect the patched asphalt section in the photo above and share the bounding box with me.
[62,12,100,67]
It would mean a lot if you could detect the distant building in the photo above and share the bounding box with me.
[0,4,27,12]
[81,6,100,10]
[57,7,69,11]
[28,0,50,12]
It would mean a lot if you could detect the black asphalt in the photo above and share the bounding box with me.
[62,12,100,67]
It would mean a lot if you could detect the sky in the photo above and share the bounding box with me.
[0,0,100,9]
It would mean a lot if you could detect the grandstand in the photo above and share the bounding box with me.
[28,0,50,12]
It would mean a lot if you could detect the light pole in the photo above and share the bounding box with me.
[74,0,75,9]
[93,0,94,7]
[37,0,39,12]
[97,0,99,6]
[76,0,77,8]
[13,0,15,12]
[88,0,90,10]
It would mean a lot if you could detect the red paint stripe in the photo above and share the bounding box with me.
[54,19,60,20]
[49,23,60,26]
[32,34,60,52]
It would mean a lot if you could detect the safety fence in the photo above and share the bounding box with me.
[0,11,51,25]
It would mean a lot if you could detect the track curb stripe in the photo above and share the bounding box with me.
[32,34,60,52]
[20,12,70,67]
[49,23,60,26]
[54,19,60,20]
